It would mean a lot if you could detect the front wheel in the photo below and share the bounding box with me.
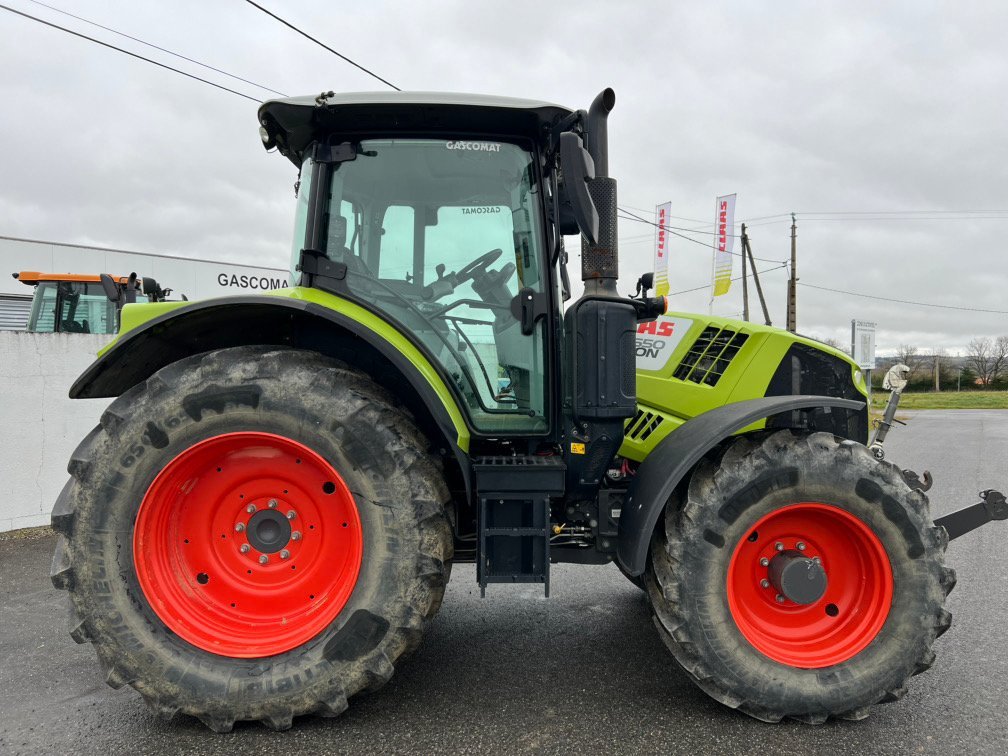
[50,347,453,731]
[645,430,955,723]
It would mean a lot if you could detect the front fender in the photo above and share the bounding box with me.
[616,395,865,576]
[70,291,471,454]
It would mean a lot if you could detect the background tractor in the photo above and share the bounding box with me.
[49,88,1005,731]
[14,270,174,333]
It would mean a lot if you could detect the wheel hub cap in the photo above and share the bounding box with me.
[768,550,828,605]
[246,508,292,554]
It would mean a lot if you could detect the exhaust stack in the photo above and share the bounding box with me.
[581,88,618,295]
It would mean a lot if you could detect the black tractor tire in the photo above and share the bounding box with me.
[50,346,454,732]
[616,560,646,591]
[645,430,955,724]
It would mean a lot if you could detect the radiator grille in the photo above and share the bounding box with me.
[673,326,749,386]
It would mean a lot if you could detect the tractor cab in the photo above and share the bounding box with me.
[260,92,581,436]
[14,271,171,334]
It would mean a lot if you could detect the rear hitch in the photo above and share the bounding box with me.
[935,490,1008,541]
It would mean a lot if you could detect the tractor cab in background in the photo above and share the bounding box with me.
[13,271,174,334]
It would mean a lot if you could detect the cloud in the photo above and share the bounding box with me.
[1,0,1006,353]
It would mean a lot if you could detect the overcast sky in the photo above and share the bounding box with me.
[2,0,1006,354]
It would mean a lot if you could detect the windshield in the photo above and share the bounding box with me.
[291,138,549,434]
[27,281,119,334]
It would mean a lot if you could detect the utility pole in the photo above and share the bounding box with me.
[786,212,797,333]
[742,227,772,325]
[741,223,749,321]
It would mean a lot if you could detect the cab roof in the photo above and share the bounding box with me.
[14,271,133,286]
[257,91,573,166]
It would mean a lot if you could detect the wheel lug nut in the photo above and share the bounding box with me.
[240,544,250,554]
[246,504,256,514]
[775,594,785,603]
[259,555,268,565]
[280,549,290,560]
[234,522,245,532]
[759,557,769,567]
[268,499,278,509]
[287,510,296,520]
[760,579,770,589]
[775,542,784,552]
[797,542,806,551]
[291,531,302,541]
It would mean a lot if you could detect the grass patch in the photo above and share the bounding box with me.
[870,390,1008,410]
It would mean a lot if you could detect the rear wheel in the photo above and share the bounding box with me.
[50,347,453,731]
[645,430,955,723]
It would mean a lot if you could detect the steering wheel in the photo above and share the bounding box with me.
[456,248,503,285]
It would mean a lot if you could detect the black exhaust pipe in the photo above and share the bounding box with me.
[581,88,618,294]
[585,88,616,178]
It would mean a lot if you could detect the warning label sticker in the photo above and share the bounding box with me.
[634,317,694,372]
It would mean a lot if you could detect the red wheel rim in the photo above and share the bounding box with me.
[726,502,893,668]
[133,432,363,658]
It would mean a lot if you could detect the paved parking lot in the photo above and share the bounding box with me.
[2,410,1007,755]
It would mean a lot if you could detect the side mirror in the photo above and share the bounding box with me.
[635,272,654,298]
[99,273,120,303]
[558,132,599,246]
[142,276,165,301]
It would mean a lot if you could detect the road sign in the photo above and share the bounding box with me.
[851,320,876,370]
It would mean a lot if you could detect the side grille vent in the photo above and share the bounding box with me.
[626,408,665,441]
[674,327,749,386]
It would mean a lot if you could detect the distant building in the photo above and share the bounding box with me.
[1,235,288,330]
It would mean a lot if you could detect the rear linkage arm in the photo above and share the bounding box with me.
[935,489,1008,541]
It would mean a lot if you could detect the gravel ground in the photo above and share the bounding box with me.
[1,410,1006,755]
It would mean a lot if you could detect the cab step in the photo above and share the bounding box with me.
[473,456,566,597]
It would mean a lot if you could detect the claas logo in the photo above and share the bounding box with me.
[637,321,675,337]
[636,320,675,359]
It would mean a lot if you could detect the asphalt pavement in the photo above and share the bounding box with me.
[2,410,1007,755]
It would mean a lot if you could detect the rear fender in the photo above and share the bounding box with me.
[70,295,471,460]
[616,395,865,576]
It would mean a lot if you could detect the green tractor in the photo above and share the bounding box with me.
[51,88,1005,730]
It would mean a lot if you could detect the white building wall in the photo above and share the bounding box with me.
[0,331,112,532]
[1,235,289,303]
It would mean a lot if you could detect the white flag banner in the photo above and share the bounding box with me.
[653,202,671,296]
[712,193,736,297]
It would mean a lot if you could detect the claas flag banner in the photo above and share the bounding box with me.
[711,193,736,297]
[653,202,671,296]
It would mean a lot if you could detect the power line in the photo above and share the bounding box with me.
[795,216,1008,222]
[619,206,735,238]
[742,211,1008,227]
[0,4,260,102]
[617,208,784,264]
[619,204,711,226]
[668,263,788,296]
[243,0,400,91]
[617,209,751,255]
[739,212,792,224]
[799,282,1008,315]
[25,0,286,97]
[801,209,1008,216]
